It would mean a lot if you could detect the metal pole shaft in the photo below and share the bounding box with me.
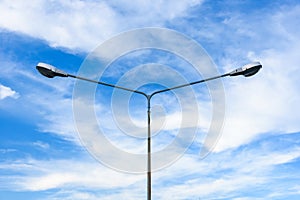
[147,96,151,200]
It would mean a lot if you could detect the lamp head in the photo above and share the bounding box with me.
[36,62,68,78]
[230,62,262,77]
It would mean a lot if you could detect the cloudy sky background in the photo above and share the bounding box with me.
[1,0,300,199]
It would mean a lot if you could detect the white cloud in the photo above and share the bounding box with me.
[0,0,203,52]
[0,158,144,196]
[33,141,50,149]
[0,83,19,100]
[1,133,299,199]
[153,140,300,199]
[0,148,17,153]
[48,191,99,200]
[215,48,300,152]
[0,60,81,143]
[206,4,300,152]
[0,0,117,51]
[34,95,80,142]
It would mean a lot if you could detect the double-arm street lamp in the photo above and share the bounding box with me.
[36,61,262,200]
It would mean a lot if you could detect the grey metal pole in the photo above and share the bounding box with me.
[147,96,151,200]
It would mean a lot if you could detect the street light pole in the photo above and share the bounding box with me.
[147,96,151,200]
[36,61,262,200]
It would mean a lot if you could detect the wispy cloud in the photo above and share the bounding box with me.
[156,1,300,153]
[32,141,50,150]
[153,134,300,199]
[1,132,299,199]
[0,157,144,194]
[0,83,19,100]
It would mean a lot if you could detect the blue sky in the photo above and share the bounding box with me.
[1,0,300,199]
